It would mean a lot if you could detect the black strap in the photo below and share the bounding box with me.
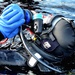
[49,32,55,41]
[70,20,75,28]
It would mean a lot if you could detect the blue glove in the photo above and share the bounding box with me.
[0,4,25,38]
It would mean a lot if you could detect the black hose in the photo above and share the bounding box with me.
[31,43,61,62]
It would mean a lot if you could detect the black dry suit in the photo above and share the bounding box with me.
[49,15,75,58]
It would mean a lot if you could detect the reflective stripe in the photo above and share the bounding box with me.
[62,17,71,23]
[52,17,62,30]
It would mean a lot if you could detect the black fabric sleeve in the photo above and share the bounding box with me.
[0,32,5,41]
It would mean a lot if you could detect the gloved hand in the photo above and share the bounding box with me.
[0,4,25,38]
